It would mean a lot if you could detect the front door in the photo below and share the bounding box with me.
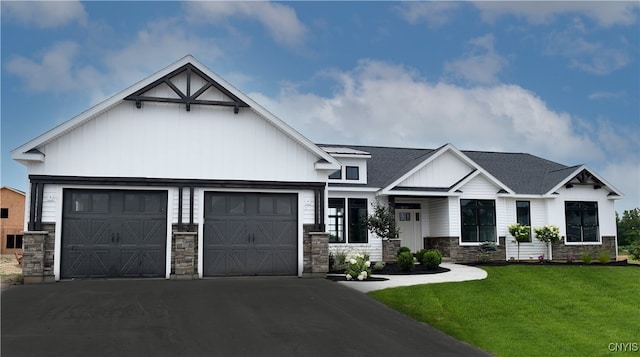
[397,209,422,252]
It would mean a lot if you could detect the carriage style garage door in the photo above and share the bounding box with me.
[61,189,167,279]
[203,192,298,276]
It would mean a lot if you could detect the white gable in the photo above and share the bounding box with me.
[398,150,474,188]
[28,100,326,182]
[458,174,501,198]
[12,55,340,181]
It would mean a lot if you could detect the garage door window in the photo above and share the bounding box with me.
[71,192,109,212]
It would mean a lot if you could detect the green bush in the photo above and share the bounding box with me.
[416,249,427,263]
[397,246,411,257]
[397,251,415,272]
[598,251,611,264]
[628,243,640,261]
[421,249,442,270]
[373,261,386,271]
[581,253,592,264]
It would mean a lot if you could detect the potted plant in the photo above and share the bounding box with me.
[508,223,530,261]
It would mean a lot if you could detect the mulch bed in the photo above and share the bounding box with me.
[327,263,450,282]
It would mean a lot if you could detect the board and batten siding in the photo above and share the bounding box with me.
[398,150,473,188]
[547,186,617,241]
[30,101,327,183]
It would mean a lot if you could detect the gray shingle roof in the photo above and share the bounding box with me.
[320,144,573,195]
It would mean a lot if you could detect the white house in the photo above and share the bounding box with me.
[12,56,622,282]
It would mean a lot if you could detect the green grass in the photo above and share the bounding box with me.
[369,266,640,357]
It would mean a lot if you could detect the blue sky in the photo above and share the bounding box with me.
[2,1,639,211]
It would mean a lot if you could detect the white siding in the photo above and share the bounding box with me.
[302,190,315,225]
[504,198,548,260]
[459,174,500,198]
[31,101,326,183]
[551,186,618,240]
[41,184,61,222]
[398,150,473,188]
[447,196,460,236]
[427,198,449,237]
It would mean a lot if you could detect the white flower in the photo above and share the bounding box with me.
[349,258,357,265]
[346,274,352,280]
[362,271,368,278]
[365,261,371,267]
[357,274,364,281]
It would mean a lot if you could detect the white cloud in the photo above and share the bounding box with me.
[543,21,631,75]
[252,60,639,209]
[588,91,624,100]
[395,2,461,27]
[6,41,99,92]
[102,18,223,94]
[444,34,508,85]
[2,1,87,28]
[473,2,639,27]
[6,18,223,104]
[184,1,307,47]
[253,60,607,163]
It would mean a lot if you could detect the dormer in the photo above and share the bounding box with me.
[321,146,371,185]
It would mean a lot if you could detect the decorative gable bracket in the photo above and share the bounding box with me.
[565,169,605,189]
[124,63,249,113]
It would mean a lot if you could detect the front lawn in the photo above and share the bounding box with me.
[369,265,640,357]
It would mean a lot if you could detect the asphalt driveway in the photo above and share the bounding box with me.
[2,278,491,357]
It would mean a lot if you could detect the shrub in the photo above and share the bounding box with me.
[477,241,497,263]
[373,261,386,271]
[416,249,427,263]
[581,253,592,264]
[345,253,372,281]
[332,250,348,271]
[397,251,415,272]
[421,249,442,270]
[598,251,611,264]
[397,246,411,257]
[628,243,640,261]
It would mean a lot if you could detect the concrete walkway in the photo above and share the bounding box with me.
[336,263,488,293]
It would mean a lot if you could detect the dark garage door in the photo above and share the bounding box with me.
[61,189,167,279]
[203,192,297,276]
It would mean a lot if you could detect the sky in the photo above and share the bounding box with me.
[1,1,639,212]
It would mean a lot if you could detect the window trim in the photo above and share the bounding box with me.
[565,201,600,245]
[6,234,23,249]
[348,198,368,243]
[515,200,532,243]
[345,166,360,180]
[460,199,497,245]
[328,198,345,243]
[328,197,369,244]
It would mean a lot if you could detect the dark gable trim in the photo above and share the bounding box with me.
[28,175,327,231]
[124,63,250,113]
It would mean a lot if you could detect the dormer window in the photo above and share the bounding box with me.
[346,166,359,180]
[329,169,342,180]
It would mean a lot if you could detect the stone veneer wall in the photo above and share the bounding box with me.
[551,236,617,261]
[382,239,401,262]
[22,223,56,283]
[302,224,329,277]
[171,224,198,279]
[425,236,506,263]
